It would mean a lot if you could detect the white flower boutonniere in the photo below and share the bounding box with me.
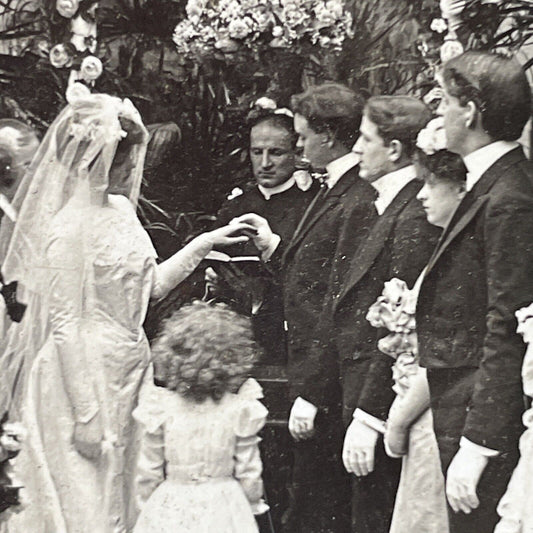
[227,187,244,200]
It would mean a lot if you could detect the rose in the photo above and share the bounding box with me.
[440,39,464,63]
[56,0,79,18]
[80,56,103,81]
[416,117,447,155]
[228,17,253,39]
[272,25,284,37]
[70,15,97,52]
[49,43,74,69]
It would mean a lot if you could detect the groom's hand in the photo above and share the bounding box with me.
[446,446,489,514]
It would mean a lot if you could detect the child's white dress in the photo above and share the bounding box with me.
[132,378,268,533]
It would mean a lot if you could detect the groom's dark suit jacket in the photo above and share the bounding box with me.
[330,178,440,423]
[276,166,377,412]
[418,146,533,458]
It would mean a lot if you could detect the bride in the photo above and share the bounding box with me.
[0,87,252,533]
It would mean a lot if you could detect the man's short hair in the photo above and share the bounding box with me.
[442,51,531,142]
[291,83,364,149]
[364,96,432,159]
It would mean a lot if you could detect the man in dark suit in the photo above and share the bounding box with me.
[324,96,439,533]
[236,83,377,532]
[416,51,533,533]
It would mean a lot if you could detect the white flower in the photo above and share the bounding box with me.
[227,187,244,200]
[80,56,103,81]
[417,117,447,155]
[430,18,448,34]
[70,15,97,52]
[272,25,284,37]
[215,38,240,52]
[228,17,253,39]
[440,38,464,63]
[255,97,277,110]
[49,43,74,69]
[66,80,91,104]
[56,0,79,18]
[292,170,313,191]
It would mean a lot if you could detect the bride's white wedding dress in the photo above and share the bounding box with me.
[7,195,211,533]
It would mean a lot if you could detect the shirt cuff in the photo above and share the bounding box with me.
[354,409,387,434]
[293,397,318,419]
[460,437,500,457]
[261,234,281,261]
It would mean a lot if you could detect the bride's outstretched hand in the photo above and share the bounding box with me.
[73,414,103,461]
[204,223,256,247]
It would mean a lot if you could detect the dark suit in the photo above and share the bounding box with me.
[417,147,533,533]
[275,165,377,533]
[332,177,440,533]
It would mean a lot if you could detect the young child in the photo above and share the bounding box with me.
[133,301,268,533]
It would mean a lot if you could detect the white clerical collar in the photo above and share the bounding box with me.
[0,194,16,222]
[463,141,519,192]
[325,152,360,190]
[257,176,296,200]
[372,164,417,215]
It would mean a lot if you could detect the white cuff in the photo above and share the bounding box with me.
[293,397,318,419]
[261,234,281,261]
[354,409,387,434]
[460,437,500,457]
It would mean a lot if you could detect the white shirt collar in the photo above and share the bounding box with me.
[0,194,16,222]
[257,176,295,200]
[372,164,417,215]
[325,152,360,189]
[463,141,519,192]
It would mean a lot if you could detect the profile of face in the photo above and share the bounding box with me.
[352,114,396,182]
[293,113,333,170]
[416,172,465,228]
[249,120,296,188]
[436,84,470,156]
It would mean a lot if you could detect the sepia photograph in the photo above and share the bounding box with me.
[0,0,532,531]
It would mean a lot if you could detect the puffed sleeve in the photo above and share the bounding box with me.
[46,214,99,424]
[133,382,171,511]
[233,379,269,514]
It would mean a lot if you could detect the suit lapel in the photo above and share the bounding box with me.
[283,169,356,264]
[336,179,422,308]
[424,147,525,277]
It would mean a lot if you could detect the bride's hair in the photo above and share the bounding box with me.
[152,301,260,403]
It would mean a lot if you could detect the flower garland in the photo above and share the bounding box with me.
[173,0,354,59]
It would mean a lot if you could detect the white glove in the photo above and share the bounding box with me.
[343,418,379,476]
[446,445,489,514]
[288,397,317,441]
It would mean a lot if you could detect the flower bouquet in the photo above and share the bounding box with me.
[0,413,25,515]
[173,0,354,60]
[366,278,418,396]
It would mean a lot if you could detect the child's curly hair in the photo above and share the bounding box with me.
[152,301,260,403]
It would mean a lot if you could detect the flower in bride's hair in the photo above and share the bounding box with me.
[49,43,74,69]
[416,117,447,155]
[66,81,91,104]
[56,0,79,18]
[80,56,103,82]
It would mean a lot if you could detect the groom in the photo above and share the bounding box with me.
[417,51,533,533]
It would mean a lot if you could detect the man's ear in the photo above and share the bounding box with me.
[321,130,335,148]
[388,139,403,163]
[465,101,478,130]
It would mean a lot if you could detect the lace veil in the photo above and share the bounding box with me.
[0,88,149,416]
